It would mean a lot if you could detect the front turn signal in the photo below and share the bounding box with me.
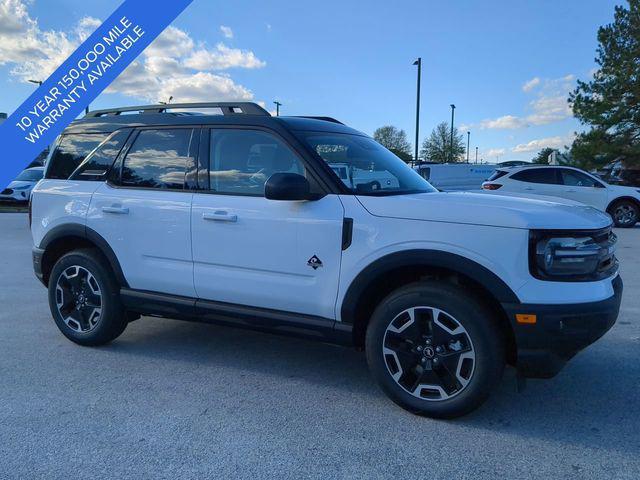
[516,314,537,324]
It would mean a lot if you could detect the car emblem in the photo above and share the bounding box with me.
[307,255,323,270]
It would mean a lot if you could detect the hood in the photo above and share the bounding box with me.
[356,191,612,230]
[6,181,34,190]
[608,184,640,198]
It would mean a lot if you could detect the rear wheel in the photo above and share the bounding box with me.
[366,281,505,418]
[610,200,639,228]
[48,249,127,346]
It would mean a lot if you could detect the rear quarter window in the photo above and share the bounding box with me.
[69,130,131,181]
[45,133,109,180]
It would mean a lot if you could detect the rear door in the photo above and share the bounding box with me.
[87,127,198,297]
[191,127,344,318]
[557,168,609,209]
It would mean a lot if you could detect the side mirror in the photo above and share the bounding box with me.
[265,173,312,201]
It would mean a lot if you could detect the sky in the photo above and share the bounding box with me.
[0,0,623,163]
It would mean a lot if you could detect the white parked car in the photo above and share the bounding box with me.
[0,167,44,203]
[30,102,622,418]
[482,165,640,228]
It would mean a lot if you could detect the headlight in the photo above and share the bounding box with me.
[530,228,617,281]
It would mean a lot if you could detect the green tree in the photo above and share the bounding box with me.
[373,125,413,163]
[420,122,466,163]
[569,0,640,167]
[532,147,555,164]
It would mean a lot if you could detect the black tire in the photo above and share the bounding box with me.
[365,281,505,419]
[609,200,639,228]
[48,248,127,346]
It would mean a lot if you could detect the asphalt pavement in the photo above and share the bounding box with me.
[0,213,639,479]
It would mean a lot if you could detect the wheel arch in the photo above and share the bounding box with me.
[606,195,640,214]
[39,224,128,288]
[340,250,519,362]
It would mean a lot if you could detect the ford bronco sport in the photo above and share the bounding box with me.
[30,102,622,418]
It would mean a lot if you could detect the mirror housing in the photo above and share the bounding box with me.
[265,173,313,201]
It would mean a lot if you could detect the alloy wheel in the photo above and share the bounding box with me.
[55,265,103,333]
[382,306,475,401]
[614,204,637,226]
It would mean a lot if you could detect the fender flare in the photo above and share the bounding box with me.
[39,223,129,287]
[340,249,520,324]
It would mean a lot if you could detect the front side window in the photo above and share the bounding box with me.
[45,133,109,180]
[298,133,435,195]
[121,129,194,190]
[209,129,305,195]
[560,169,601,187]
[511,168,559,185]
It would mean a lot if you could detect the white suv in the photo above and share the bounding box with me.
[30,102,622,418]
[482,165,640,228]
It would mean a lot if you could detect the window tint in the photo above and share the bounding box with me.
[510,168,559,184]
[16,169,43,181]
[560,169,600,187]
[121,129,194,189]
[69,130,131,181]
[46,133,108,179]
[209,129,305,195]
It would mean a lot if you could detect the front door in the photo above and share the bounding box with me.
[191,128,344,319]
[557,168,609,210]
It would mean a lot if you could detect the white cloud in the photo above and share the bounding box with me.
[479,115,527,130]
[0,1,265,104]
[220,25,233,39]
[522,77,540,92]
[512,134,573,153]
[184,43,266,70]
[485,148,506,158]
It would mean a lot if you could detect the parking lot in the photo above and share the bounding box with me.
[0,212,639,479]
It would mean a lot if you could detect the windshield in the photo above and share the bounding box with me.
[299,132,436,195]
[16,169,43,181]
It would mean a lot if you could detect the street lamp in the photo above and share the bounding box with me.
[449,104,456,162]
[273,101,282,116]
[475,146,478,164]
[466,131,470,163]
[412,58,422,165]
[28,79,43,87]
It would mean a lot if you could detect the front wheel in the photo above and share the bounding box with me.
[366,281,505,418]
[610,200,639,228]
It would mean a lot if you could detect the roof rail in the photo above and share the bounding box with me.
[293,116,344,125]
[85,102,270,118]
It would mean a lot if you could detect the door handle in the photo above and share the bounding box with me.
[524,187,534,191]
[202,211,238,223]
[566,189,577,193]
[102,206,129,215]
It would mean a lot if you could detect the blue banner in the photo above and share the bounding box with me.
[0,0,193,189]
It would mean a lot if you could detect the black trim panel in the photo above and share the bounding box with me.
[342,218,353,250]
[120,288,353,346]
[341,249,520,324]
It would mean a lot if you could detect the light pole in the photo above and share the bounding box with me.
[28,79,43,87]
[449,104,456,162]
[412,58,422,165]
[273,101,282,116]
[466,131,470,163]
[475,146,478,164]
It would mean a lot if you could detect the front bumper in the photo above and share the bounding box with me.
[502,275,623,378]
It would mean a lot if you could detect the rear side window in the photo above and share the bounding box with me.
[510,168,559,184]
[46,133,109,179]
[487,170,508,181]
[69,130,131,181]
[121,129,194,190]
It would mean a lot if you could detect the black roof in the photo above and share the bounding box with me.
[63,102,364,136]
